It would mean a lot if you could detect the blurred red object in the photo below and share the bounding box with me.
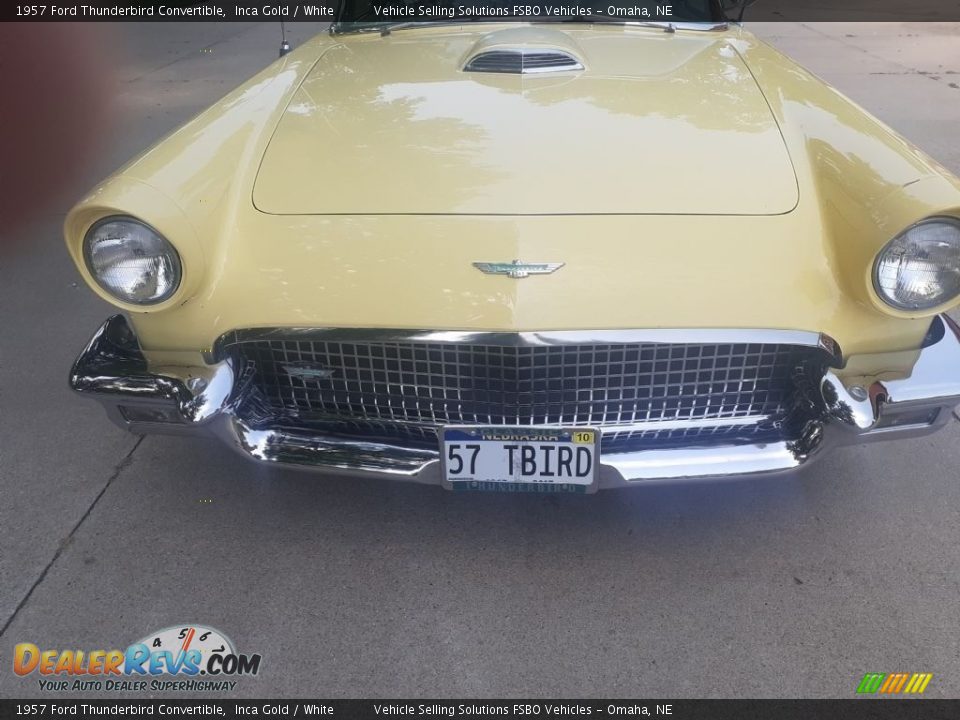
[0,23,114,238]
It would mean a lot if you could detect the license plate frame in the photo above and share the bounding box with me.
[439,426,600,493]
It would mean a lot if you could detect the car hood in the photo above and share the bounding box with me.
[253,26,799,216]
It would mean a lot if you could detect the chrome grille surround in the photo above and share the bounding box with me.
[70,315,960,487]
[225,331,835,453]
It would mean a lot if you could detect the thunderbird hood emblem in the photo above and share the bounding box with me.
[473,260,564,279]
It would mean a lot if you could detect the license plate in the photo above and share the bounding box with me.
[441,426,599,490]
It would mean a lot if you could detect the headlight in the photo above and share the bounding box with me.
[873,217,960,311]
[83,217,182,305]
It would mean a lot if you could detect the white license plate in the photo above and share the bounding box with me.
[441,427,599,491]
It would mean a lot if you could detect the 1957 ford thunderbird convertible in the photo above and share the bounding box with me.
[67,2,960,492]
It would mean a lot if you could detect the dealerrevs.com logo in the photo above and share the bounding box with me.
[14,624,261,693]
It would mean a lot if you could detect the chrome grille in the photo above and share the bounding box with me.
[233,338,825,452]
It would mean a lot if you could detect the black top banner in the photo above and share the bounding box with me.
[3,1,960,23]
[1,700,960,720]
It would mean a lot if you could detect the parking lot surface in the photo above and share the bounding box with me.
[1,22,959,698]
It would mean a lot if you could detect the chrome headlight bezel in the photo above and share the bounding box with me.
[872,216,960,312]
[82,216,183,306]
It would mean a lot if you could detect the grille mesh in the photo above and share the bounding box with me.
[233,338,823,451]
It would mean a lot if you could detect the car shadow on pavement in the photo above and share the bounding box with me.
[136,433,856,559]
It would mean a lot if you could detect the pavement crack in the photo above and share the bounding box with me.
[0,436,145,640]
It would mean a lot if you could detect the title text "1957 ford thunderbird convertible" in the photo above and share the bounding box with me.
[67,1,960,492]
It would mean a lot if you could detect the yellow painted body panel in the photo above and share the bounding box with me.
[255,26,799,215]
[64,24,960,362]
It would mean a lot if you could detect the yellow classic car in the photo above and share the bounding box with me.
[67,2,960,492]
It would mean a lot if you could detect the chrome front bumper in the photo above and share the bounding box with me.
[70,315,960,490]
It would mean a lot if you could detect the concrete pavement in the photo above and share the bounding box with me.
[1,22,959,699]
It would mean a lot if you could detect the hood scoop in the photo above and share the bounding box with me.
[464,48,584,74]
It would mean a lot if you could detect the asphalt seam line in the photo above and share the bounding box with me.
[801,22,954,86]
[0,435,145,641]
[121,23,263,86]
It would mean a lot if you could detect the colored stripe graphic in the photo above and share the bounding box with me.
[907,673,933,695]
[857,673,886,694]
[892,673,909,694]
[879,674,898,693]
[857,672,932,695]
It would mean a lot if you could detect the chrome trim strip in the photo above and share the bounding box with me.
[212,327,842,363]
[366,415,764,434]
[616,21,730,32]
[603,443,802,481]
[598,415,770,434]
[519,63,584,74]
[248,413,773,438]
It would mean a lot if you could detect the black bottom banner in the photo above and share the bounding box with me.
[1,700,959,720]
